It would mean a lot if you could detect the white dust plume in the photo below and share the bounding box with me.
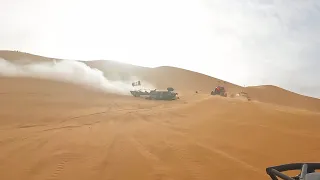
[0,58,155,95]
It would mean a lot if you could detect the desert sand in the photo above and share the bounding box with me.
[0,51,319,180]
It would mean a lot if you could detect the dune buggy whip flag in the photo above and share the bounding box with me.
[132,80,141,87]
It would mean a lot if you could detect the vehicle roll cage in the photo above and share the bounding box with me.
[266,163,320,180]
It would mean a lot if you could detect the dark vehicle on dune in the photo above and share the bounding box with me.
[211,86,227,97]
[266,163,320,180]
[146,90,178,100]
[130,87,179,100]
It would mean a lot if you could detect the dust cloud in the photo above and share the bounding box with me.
[0,58,154,95]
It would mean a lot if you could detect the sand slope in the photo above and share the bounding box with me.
[245,85,320,112]
[2,50,319,111]
[0,50,320,180]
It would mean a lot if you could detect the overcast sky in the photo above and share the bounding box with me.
[0,0,319,98]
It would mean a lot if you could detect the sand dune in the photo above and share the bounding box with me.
[245,85,320,112]
[0,50,319,180]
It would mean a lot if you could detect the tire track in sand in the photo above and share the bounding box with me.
[163,123,264,175]
[127,113,208,180]
[128,137,174,180]
[164,140,213,180]
[134,111,265,176]
[45,152,79,180]
[91,134,118,179]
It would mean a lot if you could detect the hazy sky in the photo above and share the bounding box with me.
[1,0,319,97]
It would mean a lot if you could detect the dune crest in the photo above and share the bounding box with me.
[1,50,319,111]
